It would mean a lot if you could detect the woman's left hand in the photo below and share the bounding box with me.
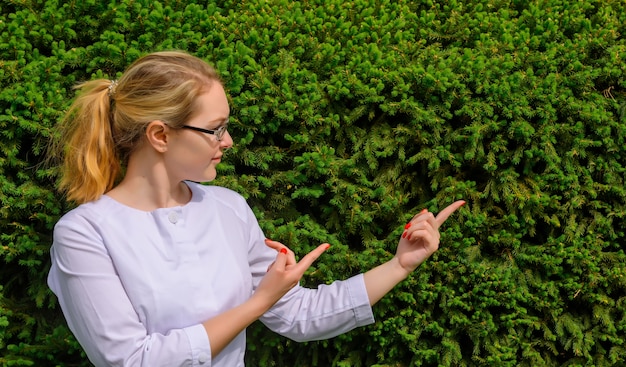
[395,200,465,273]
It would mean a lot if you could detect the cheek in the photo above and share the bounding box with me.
[177,136,216,154]
[185,142,221,164]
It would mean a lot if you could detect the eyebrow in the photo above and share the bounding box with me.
[206,117,229,128]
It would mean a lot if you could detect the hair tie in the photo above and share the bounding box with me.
[108,80,118,97]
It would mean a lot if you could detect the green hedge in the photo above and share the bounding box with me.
[1,0,626,366]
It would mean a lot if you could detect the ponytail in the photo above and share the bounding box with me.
[52,80,121,204]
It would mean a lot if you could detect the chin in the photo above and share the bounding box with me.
[202,171,218,182]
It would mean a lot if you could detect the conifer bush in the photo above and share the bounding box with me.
[1,0,625,366]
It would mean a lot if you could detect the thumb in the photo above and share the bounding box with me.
[271,247,289,271]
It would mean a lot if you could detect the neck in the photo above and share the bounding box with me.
[106,150,191,211]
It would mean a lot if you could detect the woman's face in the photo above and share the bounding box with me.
[165,83,233,183]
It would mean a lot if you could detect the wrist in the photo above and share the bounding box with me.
[248,290,281,317]
[389,256,412,281]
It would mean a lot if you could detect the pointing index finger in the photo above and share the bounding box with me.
[293,243,331,272]
[435,200,466,228]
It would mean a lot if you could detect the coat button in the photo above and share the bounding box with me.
[168,212,178,224]
[198,352,209,364]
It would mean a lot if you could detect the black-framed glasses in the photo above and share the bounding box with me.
[181,123,228,141]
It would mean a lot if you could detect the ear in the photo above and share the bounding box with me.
[145,120,170,153]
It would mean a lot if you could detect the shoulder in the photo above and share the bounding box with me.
[52,198,117,247]
[55,198,109,227]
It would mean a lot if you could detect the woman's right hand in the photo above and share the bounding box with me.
[201,239,329,357]
[252,239,330,308]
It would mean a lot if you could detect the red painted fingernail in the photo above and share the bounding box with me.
[280,248,287,254]
[402,231,407,238]
[421,209,428,213]
[404,222,411,229]
[325,244,331,250]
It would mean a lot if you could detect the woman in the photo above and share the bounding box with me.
[47,50,464,367]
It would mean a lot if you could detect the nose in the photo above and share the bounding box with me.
[220,130,233,149]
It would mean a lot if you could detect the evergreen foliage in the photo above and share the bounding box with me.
[1,0,625,365]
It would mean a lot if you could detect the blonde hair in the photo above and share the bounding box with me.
[50,51,221,204]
